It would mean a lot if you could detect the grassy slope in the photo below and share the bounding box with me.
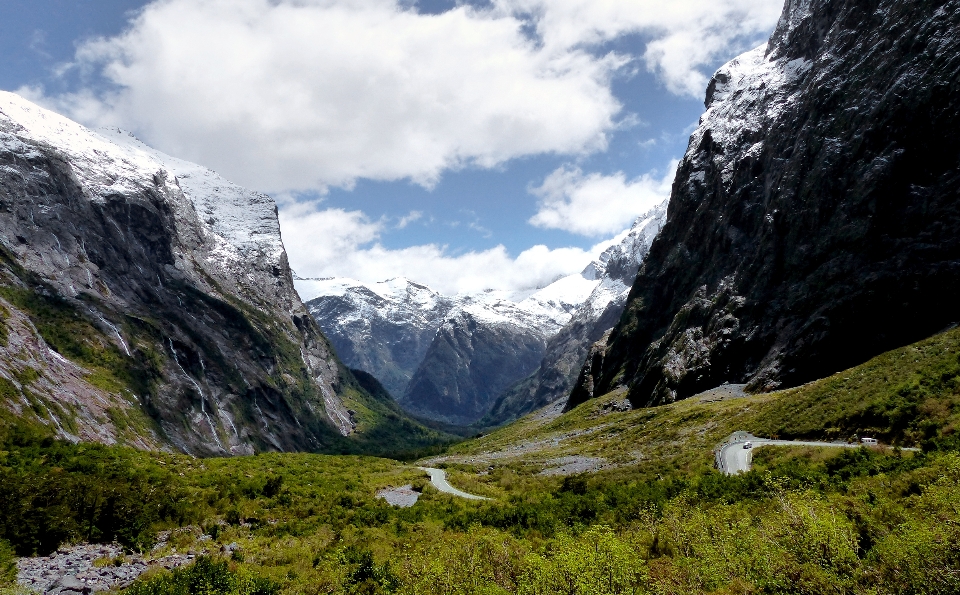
[1,327,959,594]
[440,325,960,483]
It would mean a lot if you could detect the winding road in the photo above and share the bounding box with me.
[418,467,491,500]
[716,432,918,475]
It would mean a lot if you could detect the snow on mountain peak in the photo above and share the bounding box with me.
[0,92,284,271]
[298,198,669,344]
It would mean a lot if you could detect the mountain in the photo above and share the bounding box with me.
[395,286,585,425]
[301,277,589,425]
[480,201,667,425]
[572,0,960,409]
[0,91,440,456]
[301,201,666,426]
[299,277,452,400]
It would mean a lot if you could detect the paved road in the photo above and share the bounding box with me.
[418,467,491,500]
[716,433,917,475]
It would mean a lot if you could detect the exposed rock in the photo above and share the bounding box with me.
[398,307,550,425]
[0,92,420,454]
[16,543,192,594]
[375,485,420,508]
[302,201,666,427]
[565,330,613,411]
[538,456,606,476]
[300,277,591,425]
[302,278,451,399]
[581,0,960,407]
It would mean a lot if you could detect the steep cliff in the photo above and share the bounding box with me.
[302,277,587,425]
[302,278,452,399]
[581,0,960,408]
[0,92,438,455]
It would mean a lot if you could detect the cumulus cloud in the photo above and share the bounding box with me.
[528,161,678,237]
[33,0,622,192]
[494,0,784,97]
[28,0,782,193]
[279,202,608,295]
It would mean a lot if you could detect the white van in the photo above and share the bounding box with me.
[861,437,878,446]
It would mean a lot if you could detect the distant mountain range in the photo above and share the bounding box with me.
[298,200,666,426]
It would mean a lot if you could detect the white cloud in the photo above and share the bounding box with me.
[27,0,783,194]
[279,202,608,295]
[494,0,784,97]
[33,0,622,192]
[528,161,678,237]
[396,211,423,229]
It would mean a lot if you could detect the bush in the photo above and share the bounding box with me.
[124,557,280,595]
[0,434,193,556]
[0,540,16,587]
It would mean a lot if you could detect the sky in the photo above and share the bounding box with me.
[0,0,784,295]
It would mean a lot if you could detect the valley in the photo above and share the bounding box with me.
[1,0,959,593]
[3,324,959,594]
[298,199,666,429]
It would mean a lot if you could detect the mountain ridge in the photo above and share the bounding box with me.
[575,0,960,409]
[0,91,442,456]
[302,201,667,426]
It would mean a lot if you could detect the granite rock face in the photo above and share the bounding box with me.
[303,278,579,426]
[583,0,960,407]
[398,306,550,425]
[0,92,368,454]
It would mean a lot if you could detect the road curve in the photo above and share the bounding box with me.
[716,433,917,475]
[418,467,491,500]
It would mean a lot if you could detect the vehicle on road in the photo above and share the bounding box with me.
[861,437,878,446]
[743,441,753,449]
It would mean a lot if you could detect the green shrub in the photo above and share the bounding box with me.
[0,540,15,586]
[0,434,193,556]
[124,557,279,595]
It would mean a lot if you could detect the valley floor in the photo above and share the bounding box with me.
[3,326,960,595]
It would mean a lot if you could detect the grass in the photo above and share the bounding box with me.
[2,315,960,593]
[440,325,960,480]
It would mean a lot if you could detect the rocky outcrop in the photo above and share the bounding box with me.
[565,330,613,410]
[581,0,960,407]
[16,542,192,594]
[301,276,590,425]
[397,307,550,425]
[0,92,428,455]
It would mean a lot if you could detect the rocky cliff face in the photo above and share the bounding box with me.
[302,277,589,425]
[0,92,419,455]
[580,0,960,408]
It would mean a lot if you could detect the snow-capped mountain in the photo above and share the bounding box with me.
[573,0,960,410]
[300,199,667,426]
[0,91,431,455]
[298,277,453,400]
[482,199,668,425]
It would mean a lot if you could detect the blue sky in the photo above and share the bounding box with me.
[0,0,783,294]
